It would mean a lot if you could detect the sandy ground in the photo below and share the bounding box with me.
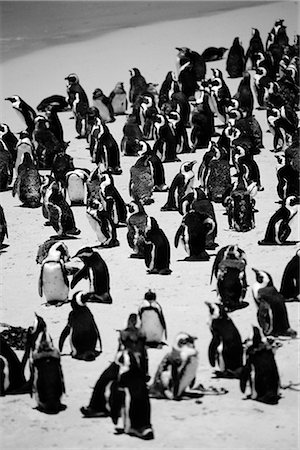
[0,2,299,449]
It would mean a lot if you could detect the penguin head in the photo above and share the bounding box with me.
[71,291,89,309]
[129,68,141,77]
[233,37,240,46]
[173,332,198,360]
[205,301,226,321]
[180,160,197,174]
[127,198,146,215]
[0,123,9,137]
[211,68,223,79]
[18,130,30,140]
[252,268,274,287]
[243,325,265,351]
[285,195,298,208]
[92,88,103,99]
[26,313,52,353]
[73,247,94,261]
[34,115,49,129]
[87,106,100,120]
[5,95,21,108]
[126,313,138,329]
[138,140,151,157]
[251,28,260,37]
[65,73,79,84]
[144,289,156,302]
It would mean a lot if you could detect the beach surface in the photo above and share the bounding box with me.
[0,1,299,449]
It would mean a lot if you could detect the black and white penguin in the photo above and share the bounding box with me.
[158,71,180,109]
[129,141,154,205]
[12,153,41,208]
[208,68,231,124]
[138,290,167,347]
[153,113,179,163]
[0,123,18,165]
[0,204,8,246]
[99,170,127,226]
[126,199,148,258]
[174,210,215,261]
[44,103,68,148]
[280,250,300,301]
[252,268,297,337]
[59,291,102,361]
[27,316,66,414]
[233,145,263,191]
[0,336,27,396]
[202,47,228,62]
[109,82,128,115]
[65,168,90,206]
[0,140,13,191]
[129,68,148,104]
[190,90,215,150]
[245,28,265,69]
[37,95,69,113]
[190,187,218,249]
[51,151,75,190]
[226,37,245,78]
[15,131,35,174]
[210,244,248,311]
[32,115,62,169]
[144,217,172,275]
[233,71,254,116]
[161,161,197,213]
[258,195,298,245]
[205,302,243,378]
[65,73,89,137]
[121,114,143,156]
[176,46,206,83]
[5,95,37,136]
[167,110,191,154]
[240,326,280,405]
[92,88,115,123]
[201,143,231,203]
[47,182,81,237]
[86,198,119,248]
[149,332,199,400]
[71,247,112,303]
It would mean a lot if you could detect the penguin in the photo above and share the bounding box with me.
[240,326,280,405]
[233,71,254,116]
[233,145,263,191]
[245,28,264,69]
[225,172,256,232]
[174,210,215,261]
[158,71,180,109]
[0,123,18,165]
[28,316,66,414]
[32,115,62,169]
[138,290,167,348]
[167,110,190,154]
[190,91,214,150]
[149,332,199,400]
[202,47,228,62]
[15,131,35,174]
[0,204,8,246]
[129,68,148,104]
[170,91,191,128]
[38,242,71,306]
[267,105,298,153]
[40,175,55,225]
[258,195,298,245]
[51,151,75,189]
[59,291,102,361]
[109,81,128,115]
[126,199,148,258]
[47,182,81,237]
[252,268,297,337]
[65,73,89,138]
[92,88,115,123]
[71,247,112,303]
[65,168,90,206]
[177,60,199,99]
[129,141,154,205]
[161,161,197,213]
[226,37,245,78]
[12,153,41,208]
[0,336,27,396]
[121,114,143,156]
[202,144,231,203]
[37,95,69,112]
[205,302,243,378]
[99,170,127,226]
[176,46,206,82]
[86,198,119,248]
[210,244,248,311]
[144,217,172,275]
[153,113,179,163]
[0,140,13,191]
[280,250,300,301]
[44,103,68,148]
[190,187,218,249]
[5,95,36,136]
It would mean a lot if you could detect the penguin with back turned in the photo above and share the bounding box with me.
[12,153,41,208]
[129,68,148,104]
[138,290,167,348]
[280,250,300,301]
[59,291,102,361]
[245,28,264,69]
[144,217,172,275]
[226,37,245,78]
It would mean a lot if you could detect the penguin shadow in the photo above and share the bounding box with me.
[15,203,42,208]
[177,252,218,262]
[258,241,299,246]
[0,243,9,254]
[49,235,80,241]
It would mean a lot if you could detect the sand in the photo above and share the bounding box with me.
[0,1,299,449]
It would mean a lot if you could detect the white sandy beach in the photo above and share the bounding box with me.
[0,1,299,449]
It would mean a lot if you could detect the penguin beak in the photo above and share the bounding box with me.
[4,97,13,102]
[186,161,197,170]
[252,268,259,277]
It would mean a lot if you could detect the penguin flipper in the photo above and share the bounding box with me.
[174,225,184,248]
[95,321,103,353]
[60,261,69,287]
[70,265,89,289]
[12,177,19,197]
[38,265,44,297]
[58,324,71,352]
[240,363,251,393]
[208,338,219,367]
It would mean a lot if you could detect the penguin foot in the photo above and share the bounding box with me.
[129,253,144,259]
[80,406,109,418]
[224,301,249,312]
[160,205,178,211]
[205,242,219,250]
[43,221,52,226]
[127,426,154,440]
[108,167,122,175]
[184,253,209,261]
[257,240,276,246]
[66,228,81,236]
[98,239,120,248]
[153,185,169,192]
[147,269,159,274]
[158,268,172,275]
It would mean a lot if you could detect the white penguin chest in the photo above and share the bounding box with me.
[67,175,85,202]
[140,311,163,342]
[42,262,69,301]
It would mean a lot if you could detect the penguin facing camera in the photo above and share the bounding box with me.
[92,88,115,123]
[108,82,128,115]
[138,290,167,348]
[59,291,102,361]
[126,199,148,258]
[65,168,90,206]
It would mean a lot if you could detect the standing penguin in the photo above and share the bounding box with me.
[161,161,197,213]
[0,140,13,191]
[190,187,218,249]
[59,291,102,361]
[190,91,214,150]
[245,28,264,69]
[138,290,167,348]
[86,198,119,248]
[71,247,112,303]
[109,82,128,115]
[280,250,300,301]
[0,336,27,396]
[203,144,231,203]
[129,68,148,104]
[126,199,148,258]
[144,217,172,275]
[65,168,90,206]
[258,195,298,245]
[226,37,245,78]
[38,242,71,306]
[153,113,179,163]
[233,71,254,116]
[205,302,243,378]
[252,268,297,337]
[240,326,280,405]
[65,73,89,138]
[99,171,127,226]
[149,332,199,400]
[32,115,62,169]
[5,95,37,136]
[0,123,18,165]
[12,153,41,208]
[15,131,35,174]
[92,88,115,123]
[121,114,143,156]
[0,204,8,246]
[175,211,215,261]
[158,71,180,108]
[129,141,154,205]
